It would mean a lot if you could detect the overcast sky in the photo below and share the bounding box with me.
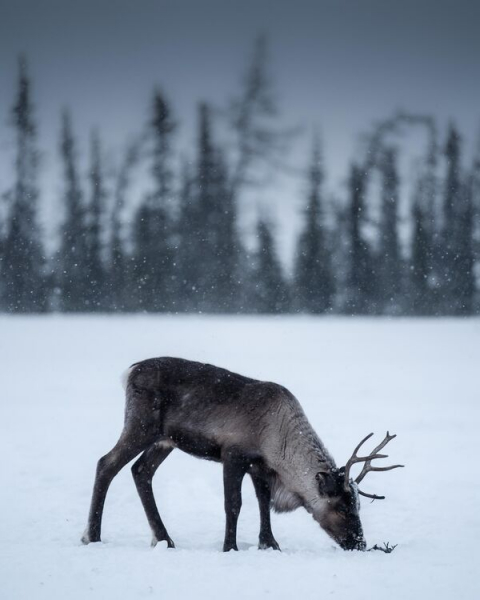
[1,0,479,258]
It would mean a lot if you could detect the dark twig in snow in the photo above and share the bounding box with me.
[368,542,398,553]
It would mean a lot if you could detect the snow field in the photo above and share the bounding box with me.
[1,316,479,599]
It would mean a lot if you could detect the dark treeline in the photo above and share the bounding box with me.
[1,44,479,316]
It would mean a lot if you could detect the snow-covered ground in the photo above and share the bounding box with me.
[1,316,479,600]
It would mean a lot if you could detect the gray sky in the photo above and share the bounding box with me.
[1,0,479,260]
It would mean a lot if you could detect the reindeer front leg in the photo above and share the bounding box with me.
[222,448,249,552]
[250,471,280,550]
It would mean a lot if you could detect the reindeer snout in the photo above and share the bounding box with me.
[356,539,367,551]
[341,536,367,551]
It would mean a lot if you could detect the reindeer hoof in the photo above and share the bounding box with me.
[259,539,281,551]
[151,536,175,549]
[223,543,238,552]
[81,530,100,545]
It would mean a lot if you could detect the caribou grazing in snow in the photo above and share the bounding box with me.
[82,357,403,551]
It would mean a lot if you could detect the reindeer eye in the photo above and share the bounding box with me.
[337,506,347,516]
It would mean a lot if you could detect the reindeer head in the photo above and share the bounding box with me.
[315,432,403,551]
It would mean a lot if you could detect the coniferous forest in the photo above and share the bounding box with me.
[1,41,479,316]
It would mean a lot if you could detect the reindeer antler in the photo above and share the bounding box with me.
[343,432,404,500]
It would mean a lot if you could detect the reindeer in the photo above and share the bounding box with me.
[82,357,403,551]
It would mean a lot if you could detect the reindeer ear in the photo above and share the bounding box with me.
[315,471,338,495]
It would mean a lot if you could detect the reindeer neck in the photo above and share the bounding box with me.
[266,403,336,499]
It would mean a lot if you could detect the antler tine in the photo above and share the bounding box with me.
[357,489,385,500]
[351,432,375,458]
[344,431,404,497]
[342,432,374,489]
[355,432,400,484]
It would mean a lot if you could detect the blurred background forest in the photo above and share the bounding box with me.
[1,1,479,316]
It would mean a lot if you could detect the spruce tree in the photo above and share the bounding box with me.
[132,90,176,312]
[346,164,376,314]
[1,56,48,312]
[410,141,440,315]
[294,136,333,313]
[230,34,279,194]
[132,204,163,311]
[469,135,480,312]
[211,151,242,313]
[378,148,402,313]
[175,161,196,311]
[109,137,143,311]
[441,125,474,314]
[410,182,431,314]
[187,103,244,313]
[455,179,475,315]
[57,110,89,311]
[441,125,461,313]
[253,219,290,313]
[85,130,106,310]
[185,102,243,312]
[226,34,293,313]
[194,102,218,311]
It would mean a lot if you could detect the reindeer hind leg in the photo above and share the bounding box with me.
[82,426,155,544]
[131,441,175,548]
